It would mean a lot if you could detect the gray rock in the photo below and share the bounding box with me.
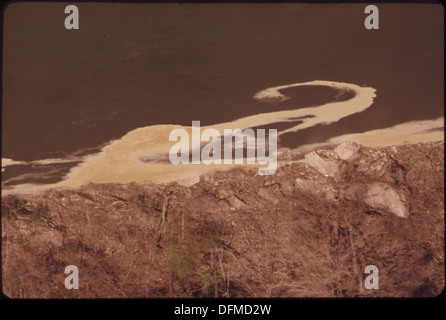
[228,195,246,209]
[295,178,338,201]
[294,178,316,193]
[304,151,341,178]
[335,141,362,161]
[364,182,409,218]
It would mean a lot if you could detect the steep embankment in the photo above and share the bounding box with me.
[1,141,444,298]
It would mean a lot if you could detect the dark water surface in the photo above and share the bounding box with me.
[2,3,443,186]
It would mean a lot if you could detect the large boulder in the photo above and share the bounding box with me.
[335,141,362,161]
[295,178,338,201]
[364,182,409,218]
[304,151,342,178]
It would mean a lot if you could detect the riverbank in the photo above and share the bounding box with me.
[2,140,444,297]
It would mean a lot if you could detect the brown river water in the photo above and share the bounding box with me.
[1,2,443,194]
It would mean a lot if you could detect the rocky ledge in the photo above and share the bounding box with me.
[1,141,444,298]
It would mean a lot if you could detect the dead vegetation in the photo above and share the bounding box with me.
[1,141,444,298]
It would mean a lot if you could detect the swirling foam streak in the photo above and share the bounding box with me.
[3,80,443,195]
[55,80,376,188]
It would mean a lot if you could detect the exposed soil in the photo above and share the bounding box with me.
[1,141,444,298]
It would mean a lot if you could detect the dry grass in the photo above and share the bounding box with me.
[2,142,444,298]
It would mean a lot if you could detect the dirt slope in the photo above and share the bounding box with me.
[2,141,444,298]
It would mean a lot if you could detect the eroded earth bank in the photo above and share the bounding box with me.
[2,141,444,298]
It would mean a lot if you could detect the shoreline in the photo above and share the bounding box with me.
[2,79,443,195]
[2,128,443,197]
[2,137,444,298]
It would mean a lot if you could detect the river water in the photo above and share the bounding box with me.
[1,2,443,194]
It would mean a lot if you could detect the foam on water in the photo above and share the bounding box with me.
[2,80,443,196]
[2,158,26,171]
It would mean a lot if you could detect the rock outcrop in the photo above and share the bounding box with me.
[304,151,343,179]
[335,141,362,161]
[364,182,409,218]
[302,141,414,218]
[1,141,444,298]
